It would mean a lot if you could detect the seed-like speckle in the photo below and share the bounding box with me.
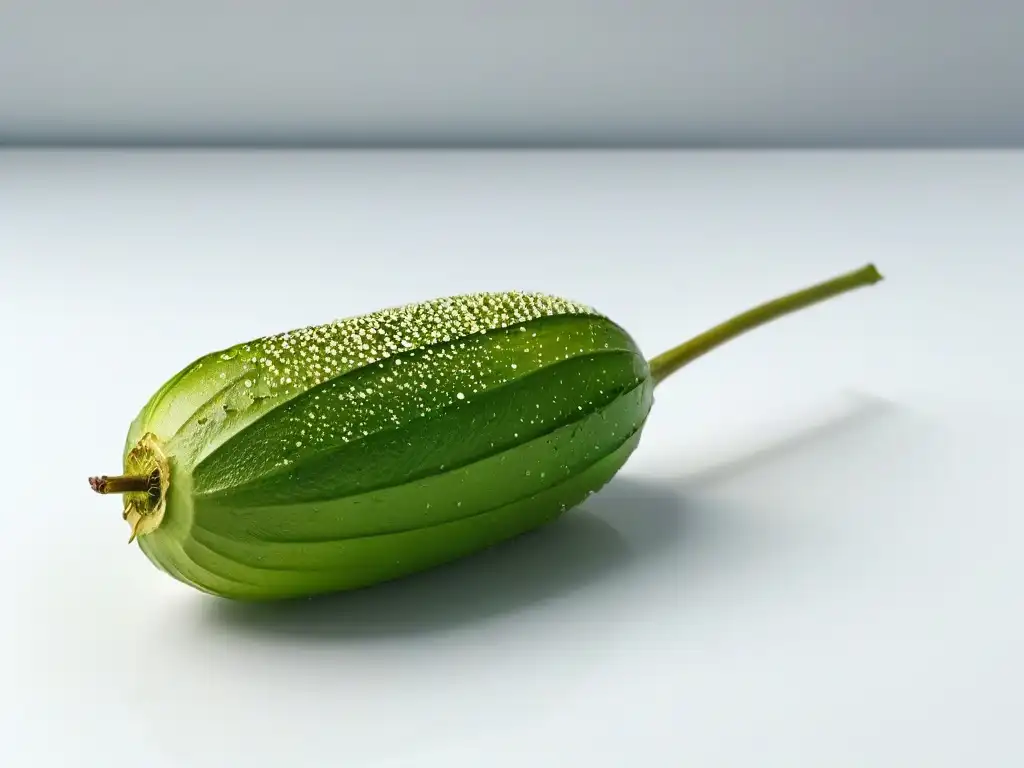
[185,290,651,495]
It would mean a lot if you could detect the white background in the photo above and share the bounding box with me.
[1,0,1022,147]
[1,149,1021,766]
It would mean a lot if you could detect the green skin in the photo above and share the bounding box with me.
[92,264,883,601]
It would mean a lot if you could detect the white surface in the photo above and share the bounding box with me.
[1,1,1022,147]
[1,149,1022,766]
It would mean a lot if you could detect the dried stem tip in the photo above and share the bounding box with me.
[89,474,153,495]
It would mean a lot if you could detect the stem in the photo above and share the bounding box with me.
[89,474,152,495]
[648,263,883,386]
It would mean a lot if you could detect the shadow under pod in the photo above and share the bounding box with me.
[197,390,899,639]
[197,475,682,640]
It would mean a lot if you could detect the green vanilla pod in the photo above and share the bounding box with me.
[90,264,883,601]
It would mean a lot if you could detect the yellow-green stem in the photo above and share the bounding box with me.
[648,263,883,386]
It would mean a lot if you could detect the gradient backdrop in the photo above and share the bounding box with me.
[2,3,1023,766]
[1,0,1022,147]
